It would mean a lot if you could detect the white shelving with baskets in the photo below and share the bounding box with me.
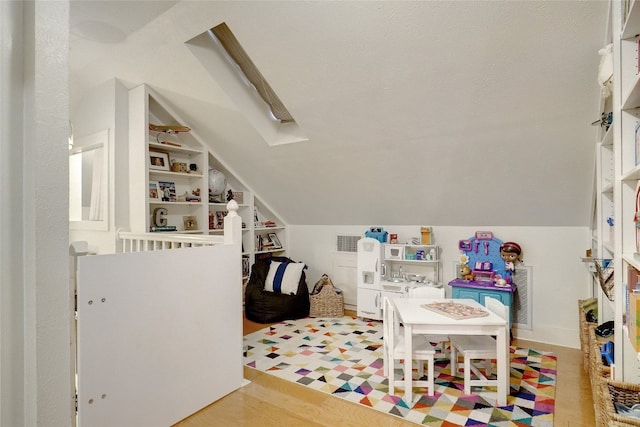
[599,0,640,382]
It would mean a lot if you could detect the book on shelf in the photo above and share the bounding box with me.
[150,225,177,232]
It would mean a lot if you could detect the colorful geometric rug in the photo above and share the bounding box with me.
[243,316,556,426]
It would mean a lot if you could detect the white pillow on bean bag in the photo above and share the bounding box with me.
[264,261,305,295]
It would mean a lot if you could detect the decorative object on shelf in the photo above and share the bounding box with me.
[149,123,191,133]
[364,226,388,243]
[149,151,170,171]
[597,43,613,97]
[170,160,188,173]
[152,207,168,227]
[232,191,243,204]
[185,188,201,202]
[158,181,176,202]
[254,207,261,227]
[149,225,177,232]
[214,211,227,229]
[208,169,227,203]
[591,111,613,130]
[183,215,198,230]
[268,233,282,249]
[264,220,276,227]
[421,226,432,244]
[149,181,160,201]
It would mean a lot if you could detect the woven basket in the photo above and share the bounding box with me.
[591,338,612,427]
[579,298,598,372]
[309,275,344,318]
[603,380,640,427]
[579,299,591,371]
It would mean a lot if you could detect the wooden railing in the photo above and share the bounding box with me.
[118,200,242,252]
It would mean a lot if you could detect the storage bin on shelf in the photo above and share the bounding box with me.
[587,320,614,427]
[603,380,640,427]
[579,298,598,372]
[591,337,613,427]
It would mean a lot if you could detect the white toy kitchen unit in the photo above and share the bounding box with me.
[356,237,441,320]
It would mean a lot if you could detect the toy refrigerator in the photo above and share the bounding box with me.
[357,238,384,319]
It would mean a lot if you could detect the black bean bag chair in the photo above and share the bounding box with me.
[244,256,310,324]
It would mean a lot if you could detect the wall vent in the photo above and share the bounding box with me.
[337,235,361,252]
[512,266,533,330]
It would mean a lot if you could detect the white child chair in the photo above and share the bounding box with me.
[449,297,509,395]
[406,286,449,358]
[382,297,435,399]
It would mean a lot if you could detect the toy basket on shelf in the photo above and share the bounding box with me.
[591,332,613,427]
[578,298,598,372]
[603,380,640,427]
[309,274,344,318]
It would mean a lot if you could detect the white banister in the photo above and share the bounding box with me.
[118,201,242,252]
[224,199,242,246]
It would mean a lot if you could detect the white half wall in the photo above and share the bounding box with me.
[288,225,591,349]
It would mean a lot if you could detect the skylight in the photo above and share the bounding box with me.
[186,23,307,146]
[211,23,294,125]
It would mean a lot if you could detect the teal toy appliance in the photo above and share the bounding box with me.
[364,227,388,243]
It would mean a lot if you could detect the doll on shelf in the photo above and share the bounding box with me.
[500,241,522,282]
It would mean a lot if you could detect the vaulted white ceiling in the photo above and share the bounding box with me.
[70,0,608,227]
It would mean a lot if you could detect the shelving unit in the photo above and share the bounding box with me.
[601,0,640,382]
[383,244,441,285]
[129,84,287,282]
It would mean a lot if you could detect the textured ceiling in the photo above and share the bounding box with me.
[70,0,608,227]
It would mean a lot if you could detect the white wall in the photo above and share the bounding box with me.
[289,225,591,349]
[70,78,130,254]
[0,1,74,426]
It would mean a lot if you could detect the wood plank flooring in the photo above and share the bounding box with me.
[174,311,595,427]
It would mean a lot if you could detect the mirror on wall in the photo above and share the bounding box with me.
[69,129,109,230]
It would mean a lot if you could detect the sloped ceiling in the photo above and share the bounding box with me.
[70,0,608,227]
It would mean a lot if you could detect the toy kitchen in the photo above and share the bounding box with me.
[356,228,441,320]
[448,231,521,328]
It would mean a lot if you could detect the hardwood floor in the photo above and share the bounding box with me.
[174,311,595,427]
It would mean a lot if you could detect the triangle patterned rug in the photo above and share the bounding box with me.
[243,316,556,426]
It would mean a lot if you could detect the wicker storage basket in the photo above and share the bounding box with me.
[591,338,612,427]
[603,380,640,427]
[309,275,344,318]
[579,298,598,372]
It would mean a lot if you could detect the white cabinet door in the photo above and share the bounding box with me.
[357,288,381,319]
